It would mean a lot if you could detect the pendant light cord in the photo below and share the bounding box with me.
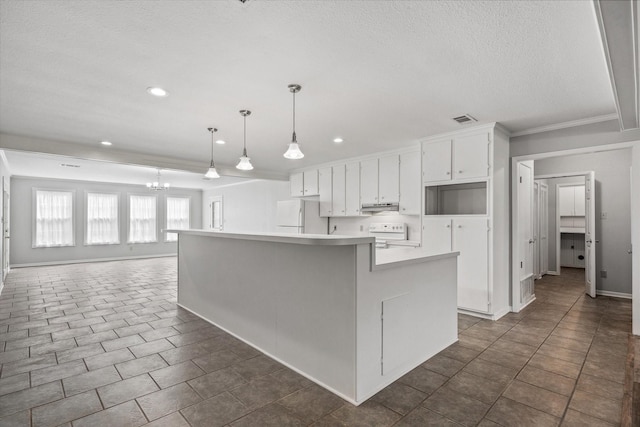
[292,90,296,134]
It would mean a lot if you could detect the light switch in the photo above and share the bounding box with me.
[601,212,608,219]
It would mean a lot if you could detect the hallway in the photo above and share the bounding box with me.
[0,259,630,426]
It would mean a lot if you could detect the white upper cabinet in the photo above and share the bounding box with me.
[422,139,452,183]
[332,165,346,217]
[453,132,490,180]
[345,162,361,216]
[303,170,319,196]
[360,158,379,205]
[290,172,304,197]
[423,131,491,184]
[399,151,421,215]
[378,155,400,204]
[574,185,585,216]
[559,185,586,216]
[318,167,332,217]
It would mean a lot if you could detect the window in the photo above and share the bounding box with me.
[86,193,119,245]
[34,190,74,247]
[128,195,157,243]
[166,197,190,241]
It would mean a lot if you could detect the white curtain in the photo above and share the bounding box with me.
[86,193,119,245]
[36,190,74,247]
[129,195,157,243]
[166,197,190,241]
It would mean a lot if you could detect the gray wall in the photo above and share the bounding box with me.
[534,149,632,295]
[511,119,640,157]
[11,176,202,266]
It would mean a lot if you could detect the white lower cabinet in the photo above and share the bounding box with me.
[422,217,489,313]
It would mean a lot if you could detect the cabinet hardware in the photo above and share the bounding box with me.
[446,172,450,175]
[458,170,463,174]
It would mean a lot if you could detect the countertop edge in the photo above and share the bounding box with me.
[372,251,460,271]
[168,229,374,246]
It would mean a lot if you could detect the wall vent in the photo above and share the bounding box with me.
[452,114,478,125]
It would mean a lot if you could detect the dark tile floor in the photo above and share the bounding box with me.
[0,259,630,426]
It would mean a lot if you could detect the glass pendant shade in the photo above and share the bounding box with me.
[236,149,254,171]
[284,141,304,159]
[205,164,220,179]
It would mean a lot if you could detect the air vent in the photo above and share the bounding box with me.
[60,163,80,168]
[452,114,478,125]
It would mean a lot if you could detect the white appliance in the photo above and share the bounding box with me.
[276,199,327,234]
[368,223,408,248]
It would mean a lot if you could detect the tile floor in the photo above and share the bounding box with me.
[0,258,630,426]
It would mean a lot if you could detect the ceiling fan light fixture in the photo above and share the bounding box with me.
[284,84,304,160]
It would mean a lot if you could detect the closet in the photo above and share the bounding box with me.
[558,184,586,268]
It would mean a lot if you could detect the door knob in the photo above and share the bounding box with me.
[529,239,534,244]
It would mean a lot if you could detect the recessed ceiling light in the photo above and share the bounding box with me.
[100,141,112,146]
[333,137,344,143]
[146,87,169,97]
[215,140,226,145]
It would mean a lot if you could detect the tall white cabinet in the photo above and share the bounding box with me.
[421,123,510,319]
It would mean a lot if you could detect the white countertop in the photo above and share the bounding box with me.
[168,229,374,246]
[373,247,459,269]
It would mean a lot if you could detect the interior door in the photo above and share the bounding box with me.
[516,161,535,307]
[539,184,549,276]
[2,178,9,280]
[533,181,539,279]
[208,196,223,230]
[585,171,596,298]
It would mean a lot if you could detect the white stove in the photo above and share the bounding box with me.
[368,223,408,248]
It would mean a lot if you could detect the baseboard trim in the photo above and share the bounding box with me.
[11,254,176,269]
[546,271,560,276]
[597,290,632,300]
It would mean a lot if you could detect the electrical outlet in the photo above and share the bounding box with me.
[600,270,607,278]
[359,225,363,231]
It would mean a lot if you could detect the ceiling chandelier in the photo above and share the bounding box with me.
[146,169,170,191]
[205,127,220,179]
[283,84,304,159]
[236,110,254,171]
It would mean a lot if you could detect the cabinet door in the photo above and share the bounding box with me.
[422,218,452,255]
[360,158,379,204]
[558,186,575,216]
[399,151,421,215]
[378,154,400,204]
[290,172,304,197]
[332,165,346,217]
[345,162,361,216]
[453,132,490,180]
[453,218,489,312]
[422,139,452,183]
[303,170,319,196]
[318,167,332,217]
[573,185,585,216]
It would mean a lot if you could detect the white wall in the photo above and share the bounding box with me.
[202,179,289,233]
[632,145,640,334]
[534,149,632,295]
[11,176,202,266]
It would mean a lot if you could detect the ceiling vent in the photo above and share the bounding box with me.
[452,114,478,125]
[60,163,80,168]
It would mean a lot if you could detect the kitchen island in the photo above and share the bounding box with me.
[173,229,458,405]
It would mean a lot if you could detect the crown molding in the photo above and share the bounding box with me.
[510,114,619,137]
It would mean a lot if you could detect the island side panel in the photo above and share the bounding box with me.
[355,244,458,403]
[177,233,358,401]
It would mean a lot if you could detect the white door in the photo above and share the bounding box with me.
[360,158,379,204]
[422,139,452,183]
[422,217,452,255]
[515,161,535,309]
[585,172,596,298]
[332,165,346,217]
[2,178,8,281]
[539,184,549,276]
[345,162,361,217]
[208,196,223,230]
[533,181,540,279]
[453,132,490,180]
[454,217,489,313]
[318,167,333,217]
[378,155,399,204]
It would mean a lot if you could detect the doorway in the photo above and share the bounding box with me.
[2,177,9,283]
[207,196,223,231]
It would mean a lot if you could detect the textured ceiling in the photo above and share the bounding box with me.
[0,0,615,178]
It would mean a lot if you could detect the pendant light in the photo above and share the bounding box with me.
[283,84,304,159]
[236,110,254,171]
[205,127,220,179]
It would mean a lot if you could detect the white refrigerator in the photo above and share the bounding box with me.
[276,199,327,234]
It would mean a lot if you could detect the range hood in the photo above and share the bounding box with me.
[361,203,400,213]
